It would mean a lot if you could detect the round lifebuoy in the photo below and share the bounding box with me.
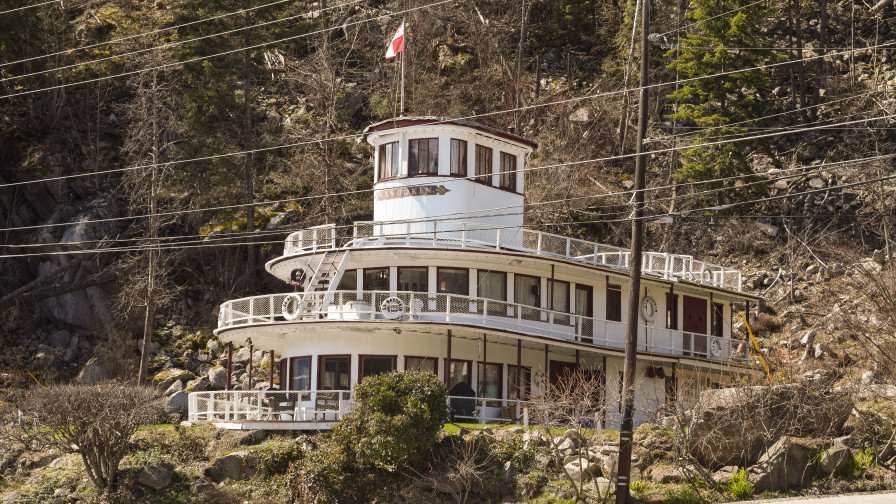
[380,296,406,320]
[282,293,303,321]
[710,338,723,357]
[640,295,658,322]
[290,268,306,286]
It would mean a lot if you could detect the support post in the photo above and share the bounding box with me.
[516,339,522,400]
[482,334,487,398]
[226,343,233,391]
[544,344,549,389]
[269,350,275,388]
[616,1,651,501]
[247,339,254,390]
[445,330,452,387]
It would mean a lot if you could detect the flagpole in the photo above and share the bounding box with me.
[399,19,406,116]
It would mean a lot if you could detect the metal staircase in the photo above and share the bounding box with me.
[296,250,350,317]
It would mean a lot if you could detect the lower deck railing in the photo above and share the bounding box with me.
[219,291,753,364]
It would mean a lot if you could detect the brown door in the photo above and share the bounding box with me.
[682,296,707,356]
[549,360,578,385]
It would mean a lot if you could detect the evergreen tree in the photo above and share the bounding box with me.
[666,0,777,183]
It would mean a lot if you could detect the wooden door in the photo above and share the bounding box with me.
[682,296,707,355]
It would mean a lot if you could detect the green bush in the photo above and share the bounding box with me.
[333,371,448,471]
[662,486,704,504]
[254,438,304,477]
[726,469,754,499]
[850,447,876,478]
[630,479,649,497]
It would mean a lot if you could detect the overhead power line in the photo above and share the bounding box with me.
[0,0,366,83]
[0,0,57,16]
[657,0,766,37]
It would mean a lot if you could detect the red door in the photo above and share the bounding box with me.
[682,296,708,356]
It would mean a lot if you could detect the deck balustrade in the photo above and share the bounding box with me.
[283,222,742,291]
[218,290,752,364]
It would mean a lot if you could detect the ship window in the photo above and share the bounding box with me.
[450,139,468,176]
[477,270,507,301]
[289,356,311,391]
[318,355,350,390]
[378,141,399,180]
[508,365,531,400]
[500,152,517,192]
[437,267,469,295]
[398,267,428,292]
[711,302,724,337]
[666,293,679,329]
[405,356,438,374]
[514,274,541,320]
[575,285,593,317]
[363,267,390,291]
[409,138,439,175]
[475,145,492,184]
[338,269,357,291]
[549,279,570,313]
[607,284,622,322]
[477,362,503,399]
[448,359,472,390]
[360,355,396,380]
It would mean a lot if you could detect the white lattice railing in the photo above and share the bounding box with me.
[283,221,742,291]
[218,291,752,364]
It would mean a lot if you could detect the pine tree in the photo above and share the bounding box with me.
[666,0,777,183]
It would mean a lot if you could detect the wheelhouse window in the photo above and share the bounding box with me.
[549,279,570,312]
[398,267,428,292]
[477,270,507,300]
[437,267,469,295]
[360,355,396,380]
[514,274,541,320]
[575,284,594,341]
[318,355,350,390]
[377,141,399,180]
[408,138,438,176]
[606,284,622,322]
[450,139,468,176]
[711,302,724,337]
[405,356,438,374]
[448,359,472,390]
[363,267,390,291]
[477,362,503,399]
[475,145,492,184]
[338,269,357,291]
[508,365,531,401]
[288,356,311,390]
[500,152,517,192]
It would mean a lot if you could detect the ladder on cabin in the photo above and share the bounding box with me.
[298,250,350,316]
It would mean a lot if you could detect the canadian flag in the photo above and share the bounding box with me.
[384,22,405,60]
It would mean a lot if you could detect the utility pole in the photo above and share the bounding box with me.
[138,71,160,385]
[615,0,650,502]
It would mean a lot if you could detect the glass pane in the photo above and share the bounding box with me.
[478,363,502,399]
[448,360,471,391]
[477,270,506,300]
[607,285,622,322]
[500,152,517,191]
[320,356,350,390]
[338,270,357,291]
[364,268,390,291]
[361,356,395,379]
[437,268,468,295]
[514,275,540,307]
[508,366,531,400]
[476,145,492,183]
[575,285,593,316]
[451,139,467,176]
[290,357,311,391]
[406,357,437,374]
[398,267,428,292]
[551,280,569,312]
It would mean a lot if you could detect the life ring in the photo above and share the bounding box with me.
[640,295,658,322]
[282,293,303,321]
[710,338,724,357]
[380,296,406,320]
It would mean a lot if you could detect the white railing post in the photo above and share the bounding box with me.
[523,407,529,428]
[565,238,571,257]
[446,294,452,323]
[495,229,501,250]
[536,232,543,254]
[249,297,255,323]
[461,223,467,248]
[593,243,598,265]
[482,299,488,324]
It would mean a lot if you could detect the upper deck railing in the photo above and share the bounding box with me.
[283,221,743,291]
[217,290,752,365]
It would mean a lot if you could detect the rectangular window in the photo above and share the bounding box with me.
[437,267,469,295]
[500,152,517,192]
[397,267,428,292]
[450,139,468,176]
[477,362,503,399]
[666,293,679,330]
[575,284,594,341]
[515,274,541,320]
[363,267,390,291]
[475,145,492,184]
[377,141,399,180]
[711,302,724,337]
[508,365,531,401]
[477,270,507,300]
[318,355,350,390]
[289,356,312,391]
[408,138,439,176]
[606,284,622,322]
[448,359,472,391]
[360,355,396,380]
[405,356,438,374]
[278,359,287,390]
[338,269,357,291]
[549,279,570,312]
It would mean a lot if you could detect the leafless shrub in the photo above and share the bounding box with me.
[414,435,494,504]
[529,370,611,503]
[846,262,896,380]
[2,383,163,495]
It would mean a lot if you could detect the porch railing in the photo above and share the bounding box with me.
[283,221,742,291]
[218,290,752,365]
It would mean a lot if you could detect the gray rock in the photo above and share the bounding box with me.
[748,436,822,491]
[813,343,826,359]
[76,356,107,385]
[647,464,688,484]
[564,457,596,482]
[861,370,876,385]
[208,366,227,389]
[555,436,577,455]
[799,329,816,346]
[233,347,251,363]
[808,177,826,189]
[591,476,611,495]
[563,428,586,447]
[153,368,195,391]
[819,443,852,476]
[185,376,210,392]
[204,451,258,482]
[165,391,188,416]
[712,465,740,483]
[164,379,184,396]
[237,430,269,446]
[137,462,174,490]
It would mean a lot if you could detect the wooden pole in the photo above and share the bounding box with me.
[516,339,522,399]
[616,0,650,501]
[445,329,452,387]
[226,343,233,391]
[247,339,254,390]
[269,350,275,388]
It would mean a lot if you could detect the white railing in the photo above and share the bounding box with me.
[218,291,752,364]
[447,395,531,425]
[282,221,743,291]
[188,390,353,423]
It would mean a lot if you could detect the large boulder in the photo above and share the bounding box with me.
[208,366,227,389]
[153,368,195,391]
[204,451,258,482]
[165,391,189,416]
[563,457,597,482]
[748,437,823,491]
[819,443,852,477]
[137,462,174,490]
[688,381,852,467]
[185,376,210,393]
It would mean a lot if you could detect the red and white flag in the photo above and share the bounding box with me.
[384,21,405,60]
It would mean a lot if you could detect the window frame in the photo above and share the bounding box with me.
[475,144,493,185]
[477,270,508,301]
[288,355,312,391]
[447,359,473,391]
[507,365,532,401]
[397,266,429,292]
[363,267,390,292]
[499,151,517,192]
[377,141,399,181]
[404,355,439,375]
[408,137,439,176]
[606,283,622,322]
[359,354,397,380]
[437,267,469,295]
[317,354,351,391]
[338,269,357,291]
[710,302,724,337]
[450,138,468,177]
[477,361,504,399]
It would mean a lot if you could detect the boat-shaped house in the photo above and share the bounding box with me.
[188,118,761,430]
